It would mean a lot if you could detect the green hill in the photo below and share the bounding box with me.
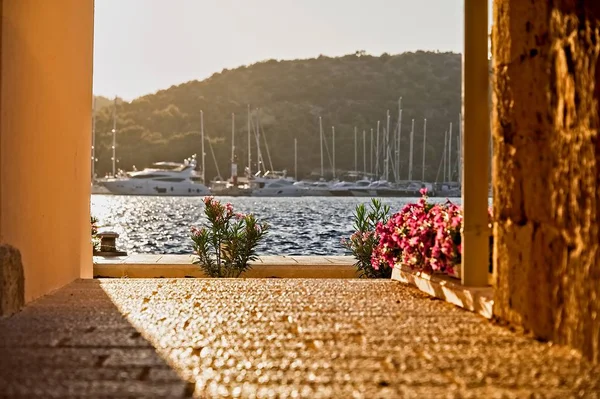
[93,95,124,111]
[92,51,462,181]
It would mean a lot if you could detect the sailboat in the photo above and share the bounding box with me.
[209,111,253,196]
[432,118,461,197]
[292,117,334,196]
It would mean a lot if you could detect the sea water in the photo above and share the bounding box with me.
[91,195,470,256]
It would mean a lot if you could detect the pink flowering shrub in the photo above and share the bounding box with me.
[191,197,269,277]
[342,199,392,278]
[91,215,100,254]
[371,189,489,276]
[429,200,463,275]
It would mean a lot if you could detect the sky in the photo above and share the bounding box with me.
[93,0,492,101]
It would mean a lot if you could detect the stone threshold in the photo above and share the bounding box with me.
[391,266,494,319]
[93,254,357,279]
[94,255,494,318]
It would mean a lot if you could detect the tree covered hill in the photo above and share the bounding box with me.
[93,51,462,181]
[94,95,124,111]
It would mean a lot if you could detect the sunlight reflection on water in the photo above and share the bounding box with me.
[91,195,482,256]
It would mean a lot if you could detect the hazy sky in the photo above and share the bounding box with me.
[93,0,492,100]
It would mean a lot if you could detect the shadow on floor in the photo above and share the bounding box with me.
[0,280,193,398]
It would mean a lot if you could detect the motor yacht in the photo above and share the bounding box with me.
[329,179,372,197]
[101,155,211,196]
[349,180,392,197]
[251,178,303,197]
[302,181,333,197]
[292,179,333,197]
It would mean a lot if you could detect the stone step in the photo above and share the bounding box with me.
[93,255,357,278]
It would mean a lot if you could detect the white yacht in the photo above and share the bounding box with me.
[300,181,333,197]
[292,179,333,197]
[349,180,389,197]
[91,181,111,194]
[251,178,303,197]
[329,179,372,197]
[101,155,211,196]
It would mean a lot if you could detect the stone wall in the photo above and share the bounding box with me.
[493,0,600,363]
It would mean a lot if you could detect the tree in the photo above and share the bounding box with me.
[92,52,462,182]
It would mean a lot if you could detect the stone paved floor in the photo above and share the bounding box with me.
[1,279,599,398]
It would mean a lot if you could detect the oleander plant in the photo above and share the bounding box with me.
[91,215,100,254]
[191,197,269,278]
[346,189,493,279]
[342,198,392,278]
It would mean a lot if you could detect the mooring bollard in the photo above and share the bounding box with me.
[96,231,127,256]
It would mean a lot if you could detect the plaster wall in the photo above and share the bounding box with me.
[0,0,94,302]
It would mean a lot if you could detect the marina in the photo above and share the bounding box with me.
[92,97,481,199]
[90,195,483,256]
[95,167,465,197]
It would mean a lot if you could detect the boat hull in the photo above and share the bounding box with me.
[212,187,253,197]
[101,180,211,196]
[91,183,112,195]
[349,188,428,197]
[251,188,304,197]
[299,189,332,197]
[328,189,354,197]
[348,189,377,197]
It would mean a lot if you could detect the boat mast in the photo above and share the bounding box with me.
[443,130,448,183]
[332,126,336,179]
[422,119,427,182]
[111,96,117,177]
[408,119,414,181]
[319,116,324,177]
[258,112,275,172]
[207,138,222,179]
[247,105,251,176]
[396,97,402,183]
[231,113,235,163]
[200,110,205,183]
[448,122,453,182]
[375,121,380,178]
[231,113,237,185]
[386,110,391,181]
[362,130,366,177]
[370,128,374,177]
[383,128,388,181]
[91,98,96,182]
[294,138,298,181]
[254,108,263,173]
[434,145,445,183]
[354,126,357,172]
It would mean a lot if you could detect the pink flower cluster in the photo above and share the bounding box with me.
[371,189,464,275]
[201,196,234,223]
[190,226,207,237]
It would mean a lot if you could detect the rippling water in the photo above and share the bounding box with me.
[91,195,467,256]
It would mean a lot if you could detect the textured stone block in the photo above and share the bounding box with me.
[493,0,600,364]
[0,244,25,317]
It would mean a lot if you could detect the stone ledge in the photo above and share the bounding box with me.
[93,255,357,279]
[0,245,25,317]
[391,266,494,319]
